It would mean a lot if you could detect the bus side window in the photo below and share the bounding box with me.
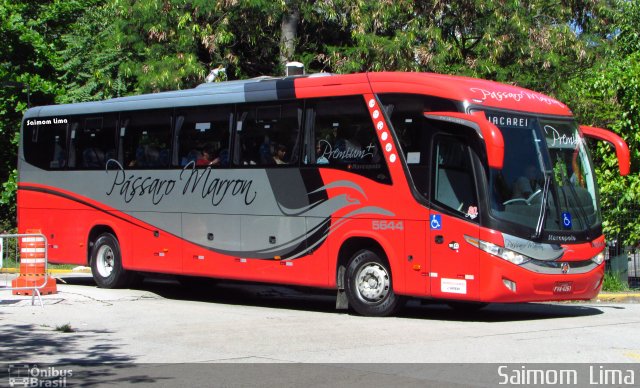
[23,117,69,170]
[175,105,232,168]
[69,115,118,170]
[378,93,457,197]
[122,110,173,169]
[234,101,302,167]
[306,96,382,166]
[303,96,389,183]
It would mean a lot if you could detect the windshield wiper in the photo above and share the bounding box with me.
[532,173,552,240]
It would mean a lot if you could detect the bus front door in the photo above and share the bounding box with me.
[428,135,481,301]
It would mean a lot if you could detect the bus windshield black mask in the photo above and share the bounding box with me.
[483,110,600,239]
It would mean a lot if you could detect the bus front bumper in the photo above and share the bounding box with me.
[479,256,604,303]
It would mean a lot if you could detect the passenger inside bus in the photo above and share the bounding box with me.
[50,139,66,169]
[82,147,105,168]
[198,146,226,166]
[131,143,169,167]
[334,125,362,162]
[316,140,330,164]
[272,144,287,165]
[259,136,273,165]
[196,148,211,166]
[513,164,543,199]
[181,149,201,166]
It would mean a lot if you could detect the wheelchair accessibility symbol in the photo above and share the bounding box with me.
[430,214,442,230]
[562,212,572,229]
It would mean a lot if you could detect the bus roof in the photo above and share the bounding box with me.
[24,72,572,119]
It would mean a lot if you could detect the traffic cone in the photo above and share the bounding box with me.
[12,230,57,295]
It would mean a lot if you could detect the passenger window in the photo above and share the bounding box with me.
[234,101,302,167]
[68,115,118,169]
[432,136,478,219]
[378,93,458,196]
[303,96,390,183]
[378,94,457,163]
[121,110,172,169]
[175,105,232,168]
[23,116,70,170]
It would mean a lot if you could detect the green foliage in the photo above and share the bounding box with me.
[54,323,75,333]
[58,2,133,102]
[307,0,606,92]
[559,0,640,247]
[601,271,629,292]
[0,0,101,227]
[97,0,287,92]
[0,0,638,247]
[0,169,17,215]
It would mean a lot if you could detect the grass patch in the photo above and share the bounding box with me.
[602,271,629,292]
[54,323,75,333]
[1,235,76,271]
[49,263,77,270]
[1,256,77,271]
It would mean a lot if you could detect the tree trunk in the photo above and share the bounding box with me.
[280,2,300,70]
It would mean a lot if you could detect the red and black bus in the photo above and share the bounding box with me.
[18,72,630,316]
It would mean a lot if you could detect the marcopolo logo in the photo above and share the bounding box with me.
[8,364,72,387]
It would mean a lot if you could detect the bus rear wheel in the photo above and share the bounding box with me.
[345,249,402,317]
[91,233,133,288]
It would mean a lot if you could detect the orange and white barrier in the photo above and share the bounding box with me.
[2,231,58,298]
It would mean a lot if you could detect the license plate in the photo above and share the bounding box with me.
[553,281,573,294]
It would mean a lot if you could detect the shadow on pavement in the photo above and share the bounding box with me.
[57,274,606,323]
[0,322,176,386]
[400,299,604,322]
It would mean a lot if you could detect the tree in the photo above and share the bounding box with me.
[559,0,640,247]
[306,0,612,93]
[0,0,100,229]
[57,2,132,103]
[58,0,301,94]
[280,0,300,66]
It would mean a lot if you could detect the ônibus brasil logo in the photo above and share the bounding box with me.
[8,364,72,387]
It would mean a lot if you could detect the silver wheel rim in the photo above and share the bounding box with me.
[96,245,115,278]
[355,262,390,304]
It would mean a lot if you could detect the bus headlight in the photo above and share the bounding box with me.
[591,251,605,265]
[464,236,531,265]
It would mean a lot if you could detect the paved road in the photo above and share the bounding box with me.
[1,274,640,386]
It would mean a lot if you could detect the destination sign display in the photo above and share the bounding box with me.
[474,109,534,129]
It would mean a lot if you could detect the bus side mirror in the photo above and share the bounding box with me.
[424,111,504,169]
[579,125,630,176]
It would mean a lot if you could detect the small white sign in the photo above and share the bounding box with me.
[441,278,467,294]
[407,152,420,164]
[195,122,211,132]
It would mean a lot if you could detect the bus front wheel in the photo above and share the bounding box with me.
[345,249,402,317]
[90,233,132,288]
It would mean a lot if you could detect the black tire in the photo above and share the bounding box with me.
[90,233,133,288]
[447,301,489,312]
[344,249,402,317]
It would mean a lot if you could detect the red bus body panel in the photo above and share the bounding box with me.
[17,71,614,306]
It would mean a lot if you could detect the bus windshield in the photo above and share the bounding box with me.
[483,110,600,237]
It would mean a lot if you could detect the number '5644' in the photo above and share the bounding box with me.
[372,220,404,231]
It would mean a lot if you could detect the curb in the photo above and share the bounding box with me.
[594,292,640,302]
